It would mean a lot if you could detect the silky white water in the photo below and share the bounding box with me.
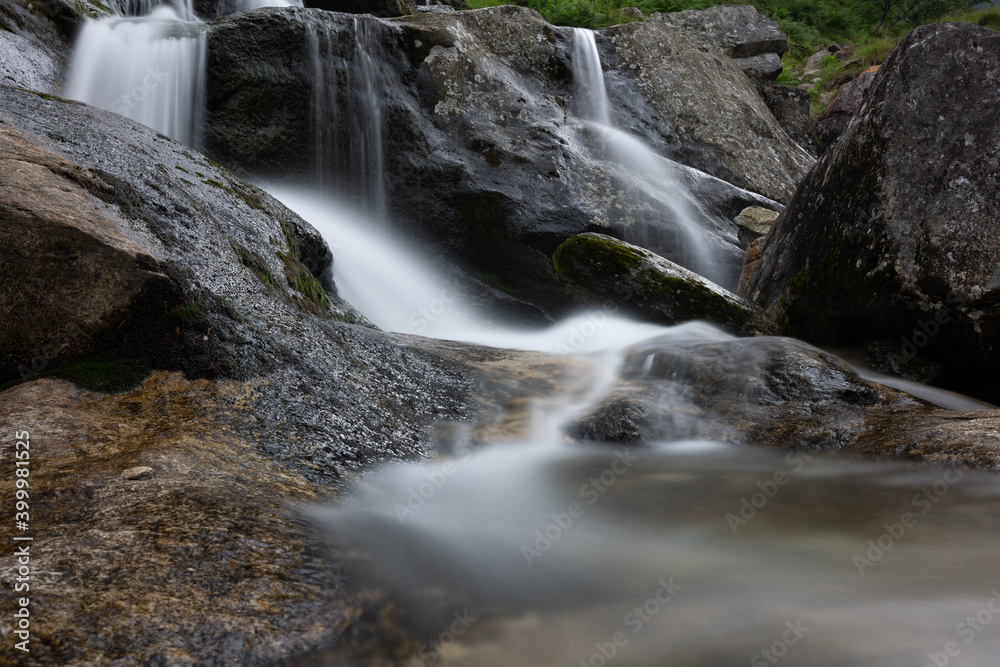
[64,6,206,145]
[570,28,721,283]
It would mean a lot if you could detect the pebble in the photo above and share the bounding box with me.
[122,466,154,480]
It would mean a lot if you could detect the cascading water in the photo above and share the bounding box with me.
[570,28,721,284]
[308,18,388,224]
[65,0,301,145]
[64,3,206,146]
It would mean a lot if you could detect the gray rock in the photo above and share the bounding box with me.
[733,51,783,80]
[553,233,777,336]
[303,0,417,17]
[0,29,60,92]
[743,23,1000,401]
[734,205,779,245]
[753,78,816,155]
[203,7,810,318]
[648,5,786,58]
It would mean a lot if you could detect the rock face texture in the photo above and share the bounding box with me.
[812,66,878,150]
[743,23,1000,400]
[648,4,787,79]
[304,0,417,16]
[0,29,60,91]
[203,6,809,314]
[568,333,1000,469]
[553,233,777,336]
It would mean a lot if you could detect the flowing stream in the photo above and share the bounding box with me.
[60,12,1000,666]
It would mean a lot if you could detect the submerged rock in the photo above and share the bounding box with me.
[553,233,777,336]
[569,333,1000,468]
[744,23,1000,401]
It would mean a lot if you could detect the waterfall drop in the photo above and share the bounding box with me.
[64,6,206,146]
[570,28,722,284]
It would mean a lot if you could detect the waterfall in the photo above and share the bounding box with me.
[308,18,388,225]
[64,6,206,146]
[570,28,721,284]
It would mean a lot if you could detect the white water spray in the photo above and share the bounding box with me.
[570,28,721,283]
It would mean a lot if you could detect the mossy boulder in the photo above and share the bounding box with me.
[744,23,1000,401]
[553,233,777,336]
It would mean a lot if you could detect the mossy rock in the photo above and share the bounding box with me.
[553,233,778,337]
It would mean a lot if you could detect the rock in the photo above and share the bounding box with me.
[0,29,60,92]
[802,48,827,78]
[619,6,644,20]
[553,233,778,336]
[649,5,786,59]
[648,5,787,81]
[122,466,154,480]
[303,0,417,17]
[738,235,766,297]
[0,82,506,664]
[733,51,783,80]
[734,205,779,245]
[743,23,1000,401]
[753,78,816,155]
[0,124,181,380]
[567,332,1000,468]
[812,67,878,150]
[203,7,810,318]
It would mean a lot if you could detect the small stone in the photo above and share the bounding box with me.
[122,466,154,480]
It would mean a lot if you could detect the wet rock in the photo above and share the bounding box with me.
[0,29,60,92]
[744,23,1000,401]
[603,18,811,203]
[122,465,154,480]
[571,333,1000,468]
[738,236,766,298]
[813,66,878,151]
[203,6,809,317]
[304,0,417,17]
[553,233,778,336]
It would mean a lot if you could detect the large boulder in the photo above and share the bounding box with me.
[203,6,809,317]
[648,5,787,59]
[743,23,1000,400]
[648,5,787,80]
[553,233,777,336]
